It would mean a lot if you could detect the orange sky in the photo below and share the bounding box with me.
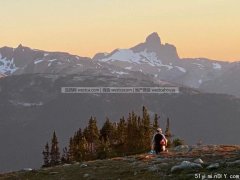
[0,0,239,61]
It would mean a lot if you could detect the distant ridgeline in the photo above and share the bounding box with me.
[42,106,182,167]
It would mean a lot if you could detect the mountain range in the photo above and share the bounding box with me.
[1,32,239,97]
[0,33,240,172]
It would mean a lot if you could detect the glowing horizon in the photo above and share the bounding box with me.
[0,0,239,61]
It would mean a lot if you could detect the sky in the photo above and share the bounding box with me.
[0,0,239,61]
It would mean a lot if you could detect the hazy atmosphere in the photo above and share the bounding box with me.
[0,0,239,61]
[1,0,240,177]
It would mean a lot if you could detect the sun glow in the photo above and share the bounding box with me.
[0,0,239,61]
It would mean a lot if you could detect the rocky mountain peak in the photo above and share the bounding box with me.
[145,32,161,46]
[17,44,23,49]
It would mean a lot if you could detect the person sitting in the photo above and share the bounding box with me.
[151,128,167,154]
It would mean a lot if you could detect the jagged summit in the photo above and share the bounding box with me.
[17,44,23,49]
[130,32,162,52]
[16,44,29,52]
[145,32,161,46]
[143,32,162,52]
[95,32,179,65]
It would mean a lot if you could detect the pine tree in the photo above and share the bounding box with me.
[67,137,74,162]
[100,117,113,142]
[111,122,118,145]
[79,136,88,161]
[165,118,172,137]
[74,128,82,145]
[72,128,83,162]
[131,111,141,151]
[151,114,160,141]
[67,128,88,163]
[137,115,145,151]
[125,111,143,152]
[61,147,68,163]
[85,117,100,155]
[153,114,159,130]
[42,142,50,167]
[116,117,127,146]
[50,131,60,166]
[142,106,151,151]
[72,128,89,162]
[165,118,172,147]
[97,137,111,159]
[126,112,133,152]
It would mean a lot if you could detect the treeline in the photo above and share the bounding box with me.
[42,106,174,167]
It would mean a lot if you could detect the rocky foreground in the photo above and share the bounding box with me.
[1,145,240,180]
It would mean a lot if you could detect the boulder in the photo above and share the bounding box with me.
[62,164,71,167]
[148,165,158,172]
[22,168,33,172]
[83,174,90,178]
[194,158,204,164]
[171,161,202,173]
[227,160,240,166]
[174,145,189,152]
[80,164,88,168]
[206,163,219,170]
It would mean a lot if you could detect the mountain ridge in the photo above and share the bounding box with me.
[0,32,239,97]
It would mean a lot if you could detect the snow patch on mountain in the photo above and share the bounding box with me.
[98,49,181,71]
[45,59,58,67]
[212,63,222,70]
[111,71,129,75]
[193,63,205,68]
[160,64,173,70]
[9,100,43,107]
[19,102,43,107]
[100,49,141,63]
[139,50,161,66]
[48,59,57,62]
[125,66,132,70]
[99,49,163,66]
[175,66,186,73]
[0,54,18,74]
[34,59,44,64]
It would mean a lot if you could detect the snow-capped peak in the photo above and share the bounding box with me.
[99,49,162,66]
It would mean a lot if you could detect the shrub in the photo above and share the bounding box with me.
[172,138,185,147]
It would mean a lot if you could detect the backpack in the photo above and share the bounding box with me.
[160,139,166,146]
